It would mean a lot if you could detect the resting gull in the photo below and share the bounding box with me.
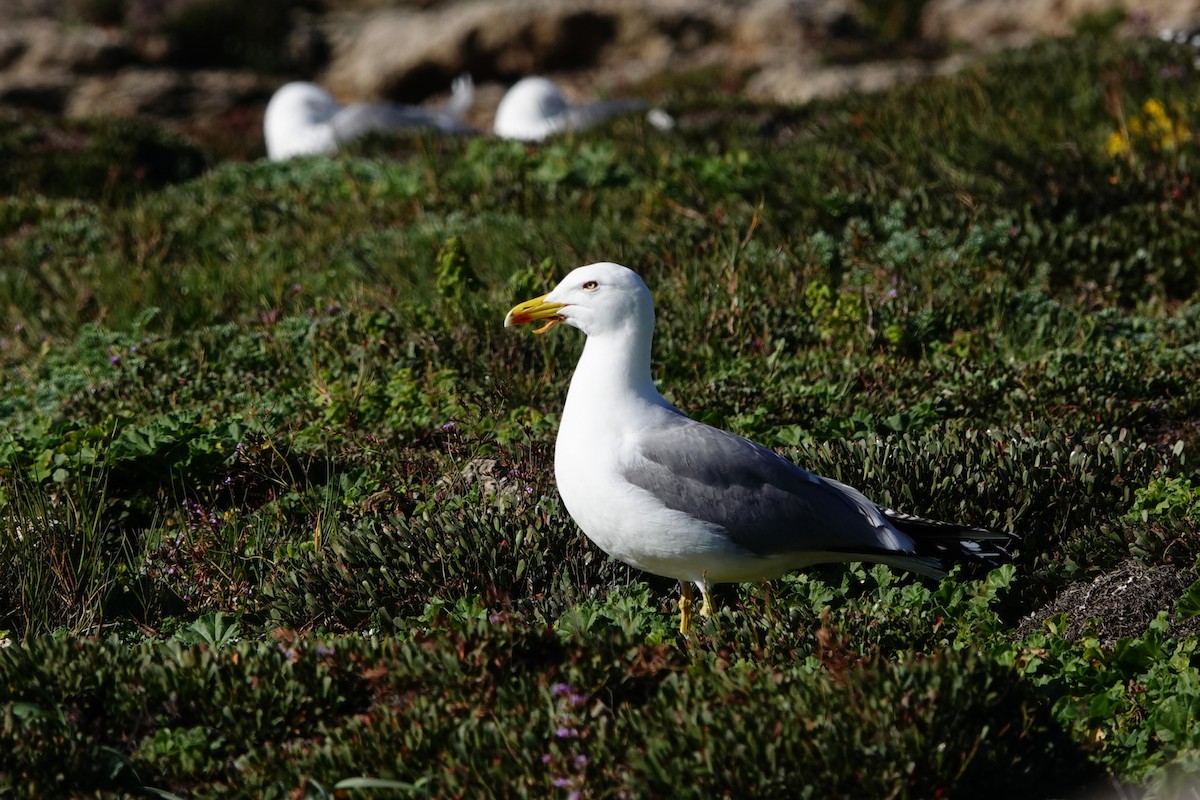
[493,76,672,142]
[505,262,1016,633]
[264,75,476,161]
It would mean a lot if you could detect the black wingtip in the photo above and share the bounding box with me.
[881,507,1019,569]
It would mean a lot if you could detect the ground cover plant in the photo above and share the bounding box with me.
[2,31,1200,798]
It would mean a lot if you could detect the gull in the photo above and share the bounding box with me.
[493,76,673,142]
[505,262,1016,633]
[264,74,475,161]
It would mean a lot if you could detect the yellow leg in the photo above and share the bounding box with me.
[699,582,714,619]
[679,582,694,634]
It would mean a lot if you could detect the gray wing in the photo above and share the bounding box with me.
[330,103,476,142]
[620,409,915,558]
[564,99,647,132]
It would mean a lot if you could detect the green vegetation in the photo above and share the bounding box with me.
[3,33,1200,797]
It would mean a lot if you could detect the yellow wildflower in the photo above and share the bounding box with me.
[1107,97,1195,158]
[1105,130,1130,157]
[1142,98,1168,122]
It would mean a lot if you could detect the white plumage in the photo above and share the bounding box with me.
[493,76,667,142]
[264,75,475,161]
[505,262,1015,632]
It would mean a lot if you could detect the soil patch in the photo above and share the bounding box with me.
[1017,560,1200,644]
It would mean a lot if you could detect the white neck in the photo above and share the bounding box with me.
[563,323,665,423]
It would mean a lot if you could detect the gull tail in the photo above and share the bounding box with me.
[443,73,475,119]
[881,508,1018,577]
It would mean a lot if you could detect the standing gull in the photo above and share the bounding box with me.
[264,75,475,161]
[505,262,1016,633]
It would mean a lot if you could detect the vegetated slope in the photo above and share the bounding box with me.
[2,34,1200,798]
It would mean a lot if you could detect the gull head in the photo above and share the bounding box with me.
[505,262,654,338]
[264,82,341,160]
[493,77,570,141]
[265,82,340,127]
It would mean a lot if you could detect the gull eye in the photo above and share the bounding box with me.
[582,280,599,291]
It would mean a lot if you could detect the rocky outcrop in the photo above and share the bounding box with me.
[0,0,1197,157]
[924,0,1200,45]
[66,69,274,119]
[320,0,736,100]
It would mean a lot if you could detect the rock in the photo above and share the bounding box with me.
[67,68,193,118]
[5,19,135,76]
[746,54,970,104]
[67,67,274,120]
[320,0,737,102]
[1,0,1200,158]
[52,24,135,74]
[453,457,533,504]
[0,0,68,20]
[0,30,29,71]
[0,73,73,113]
[189,70,276,115]
[732,0,845,58]
[285,12,332,76]
[923,0,1200,44]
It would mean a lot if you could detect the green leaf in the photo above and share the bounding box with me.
[10,702,52,720]
[1176,579,1200,621]
[334,777,430,791]
[137,789,188,800]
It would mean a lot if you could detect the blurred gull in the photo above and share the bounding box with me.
[264,74,476,161]
[506,262,1016,633]
[493,76,673,142]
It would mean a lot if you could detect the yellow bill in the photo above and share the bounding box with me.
[504,293,567,335]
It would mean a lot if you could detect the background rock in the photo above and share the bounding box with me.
[0,0,1197,158]
[923,0,1200,44]
[319,0,735,101]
